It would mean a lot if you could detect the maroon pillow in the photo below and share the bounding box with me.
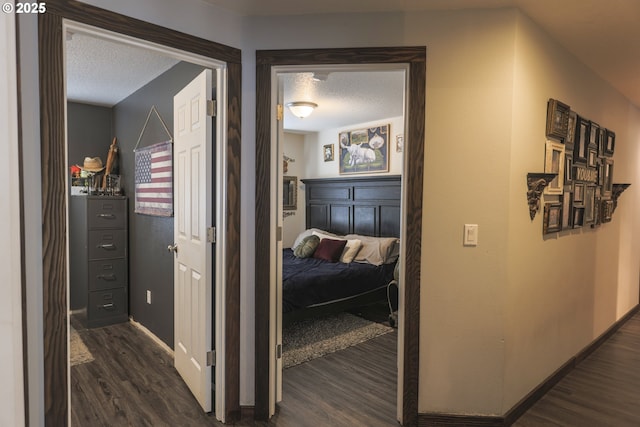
[313,238,347,262]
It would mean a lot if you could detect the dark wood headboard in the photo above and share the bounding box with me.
[301,175,401,238]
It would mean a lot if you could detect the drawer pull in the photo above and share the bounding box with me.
[100,303,115,310]
[97,243,115,250]
[97,213,116,219]
[97,274,116,281]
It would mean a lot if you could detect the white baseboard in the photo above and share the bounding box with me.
[128,317,174,356]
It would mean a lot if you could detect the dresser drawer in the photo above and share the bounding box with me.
[88,229,126,260]
[88,288,128,327]
[88,198,126,229]
[88,259,127,291]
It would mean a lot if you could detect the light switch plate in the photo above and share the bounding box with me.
[464,224,478,246]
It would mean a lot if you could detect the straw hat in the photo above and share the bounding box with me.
[78,157,105,172]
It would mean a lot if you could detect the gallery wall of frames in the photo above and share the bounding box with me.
[528,98,630,235]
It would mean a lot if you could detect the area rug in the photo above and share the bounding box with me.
[70,325,94,366]
[283,312,393,369]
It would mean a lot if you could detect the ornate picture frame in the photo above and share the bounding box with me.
[561,189,573,229]
[584,185,597,226]
[546,98,570,140]
[604,129,616,157]
[323,144,334,162]
[544,140,565,195]
[573,115,590,164]
[543,203,563,234]
[339,124,390,175]
[572,205,585,228]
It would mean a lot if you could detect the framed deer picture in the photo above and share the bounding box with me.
[338,124,390,175]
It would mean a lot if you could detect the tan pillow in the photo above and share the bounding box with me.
[345,234,399,266]
[340,239,362,263]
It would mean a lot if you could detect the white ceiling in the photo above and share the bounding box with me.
[66,0,640,133]
[281,70,405,132]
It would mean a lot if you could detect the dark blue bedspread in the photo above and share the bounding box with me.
[282,248,395,313]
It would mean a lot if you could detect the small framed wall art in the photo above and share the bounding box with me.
[323,144,334,162]
[544,140,565,195]
[543,203,562,234]
[546,98,570,140]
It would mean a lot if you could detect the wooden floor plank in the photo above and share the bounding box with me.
[73,310,640,426]
[515,311,640,426]
[71,316,398,426]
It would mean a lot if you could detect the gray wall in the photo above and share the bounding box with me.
[67,102,113,310]
[113,62,206,347]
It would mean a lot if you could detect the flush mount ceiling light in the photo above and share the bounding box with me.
[286,101,318,119]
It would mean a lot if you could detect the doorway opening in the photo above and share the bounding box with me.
[272,65,406,424]
[36,4,241,424]
[64,21,225,420]
[254,47,425,426]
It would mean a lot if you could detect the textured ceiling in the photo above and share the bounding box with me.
[281,70,405,132]
[66,32,179,107]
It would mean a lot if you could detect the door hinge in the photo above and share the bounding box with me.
[276,226,283,242]
[207,226,216,244]
[276,344,282,359]
[207,350,216,366]
[207,99,217,117]
[276,104,283,121]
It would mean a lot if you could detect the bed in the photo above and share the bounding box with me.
[283,175,401,323]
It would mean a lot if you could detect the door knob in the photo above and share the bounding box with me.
[167,243,178,253]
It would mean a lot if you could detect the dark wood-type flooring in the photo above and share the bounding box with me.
[70,314,398,426]
[514,313,640,426]
[72,311,640,426]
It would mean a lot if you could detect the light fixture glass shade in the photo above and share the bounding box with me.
[286,101,317,119]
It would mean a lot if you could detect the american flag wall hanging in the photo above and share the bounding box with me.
[134,141,173,216]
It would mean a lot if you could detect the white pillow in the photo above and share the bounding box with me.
[345,234,399,265]
[339,239,362,263]
[293,228,340,249]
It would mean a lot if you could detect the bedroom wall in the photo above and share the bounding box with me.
[303,116,404,178]
[67,102,114,310]
[112,61,206,347]
[282,132,306,248]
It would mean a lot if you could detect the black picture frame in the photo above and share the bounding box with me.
[543,203,563,234]
[564,153,573,185]
[604,129,616,157]
[587,148,598,168]
[589,121,600,149]
[561,189,573,229]
[602,158,614,199]
[546,99,570,140]
[573,115,590,164]
[566,110,577,146]
[584,185,597,225]
[573,205,585,228]
[573,182,585,203]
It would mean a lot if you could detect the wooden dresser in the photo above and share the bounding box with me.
[70,196,129,328]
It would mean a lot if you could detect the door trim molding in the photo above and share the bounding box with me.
[254,46,425,425]
[36,1,241,424]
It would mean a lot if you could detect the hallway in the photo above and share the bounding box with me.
[515,310,640,426]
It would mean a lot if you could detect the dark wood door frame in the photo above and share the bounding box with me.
[255,47,425,426]
[36,1,241,424]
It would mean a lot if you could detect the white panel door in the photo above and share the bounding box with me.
[173,69,213,412]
